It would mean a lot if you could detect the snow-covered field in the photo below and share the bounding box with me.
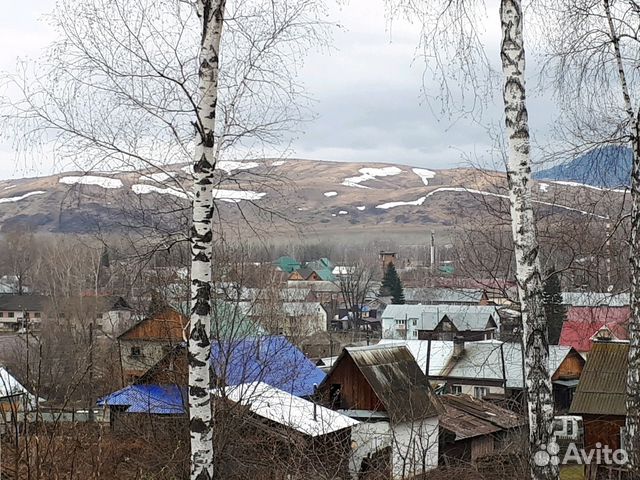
[412,168,436,186]
[60,176,123,189]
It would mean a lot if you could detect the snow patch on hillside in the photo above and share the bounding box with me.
[3,185,16,191]
[412,168,436,186]
[132,184,190,199]
[338,210,348,215]
[218,161,259,174]
[376,198,426,209]
[0,191,46,204]
[342,166,402,188]
[140,172,172,183]
[214,190,266,202]
[539,183,549,192]
[324,191,338,197]
[60,176,123,189]
[356,206,366,211]
[271,160,286,167]
[552,180,627,193]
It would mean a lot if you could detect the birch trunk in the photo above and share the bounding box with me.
[189,1,226,479]
[603,0,640,469]
[500,2,558,479]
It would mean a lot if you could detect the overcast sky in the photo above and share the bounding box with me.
[0,0,554,180]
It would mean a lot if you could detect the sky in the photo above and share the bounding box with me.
[0,0,553,180]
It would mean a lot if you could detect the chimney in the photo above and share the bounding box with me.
[453,336,465,357]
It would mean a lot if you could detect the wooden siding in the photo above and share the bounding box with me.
[583,415,625,451]
[552,350,585,381]
[118,308,187,342]
[321,353,384,412]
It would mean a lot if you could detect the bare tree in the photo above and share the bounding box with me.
[337,260,376,330]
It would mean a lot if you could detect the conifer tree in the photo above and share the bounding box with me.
[380,263,405,304]
[543,268,566,345]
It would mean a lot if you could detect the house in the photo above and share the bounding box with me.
[381,304,499,341]
[319,344,441,479]
[216,381,358,479]
[239,301,328,337]
[117,307,188,383]
[0,366,40,416]
[403,288,491,306]
[562,292,629,307]
[433,340,585,413]
[274,256,302,274]
[0,294,50,331]
[379,251,397,271]
[569,340,628,453]
[559,306,629,352]
[140,335,326,398]
[438,394,526,465]
[377,339,455,378]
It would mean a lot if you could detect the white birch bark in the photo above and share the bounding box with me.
[602,0,640,470]
[189,1,226,479]
[500,2,558,479]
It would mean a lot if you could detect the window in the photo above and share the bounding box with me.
[474,386,489,399]
[34,312,41,318]
[412,319,417,326]
[412,330,418,337]
[130,346,142,358]
[0,312,3,318]
[395,319,406,326]
[451,385,463,394]
[8,312,14,318]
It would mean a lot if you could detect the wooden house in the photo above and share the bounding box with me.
[569,340,628,453]
[438,394,525,465]
[319,344,441,479]
[117,307,187,383]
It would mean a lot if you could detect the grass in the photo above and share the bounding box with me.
[560,464,584,480]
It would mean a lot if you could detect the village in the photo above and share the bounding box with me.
[0,246,628,479]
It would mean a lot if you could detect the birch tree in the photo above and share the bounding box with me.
[387,1,557,477]
[539,0,640,470]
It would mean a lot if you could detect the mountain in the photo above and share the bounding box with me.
[535,145,632,188]
[0,159,619,239]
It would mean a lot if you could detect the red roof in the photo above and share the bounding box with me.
[559,306,629,352]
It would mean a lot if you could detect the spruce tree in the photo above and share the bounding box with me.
[380,263,405,304]
[543,268,566,345]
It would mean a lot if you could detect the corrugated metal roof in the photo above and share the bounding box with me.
[381,305,498,331]
[342,344,441,423]
[98,384,186,415]
[439,394,525,440]
[563,292,629,307]
[211,336,326,398]
[377,339,454,376]
[570,341,628,416]
[404,288,485,304]
[222,381,358,437]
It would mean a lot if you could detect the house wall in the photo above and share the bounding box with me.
[391,417,439,479]
[552,351,585,381]
[120,340,174,381]
[322,354,383,412]
[100,309,133,336]
[350,421,392,478]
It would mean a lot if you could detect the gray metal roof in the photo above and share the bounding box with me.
[342,344,441,423]
[377,339,455,376]
[446,341,573,389]
[570,341,628,416]
[404,288,485,304]
[381,304,498,331]
[562,292,629,307]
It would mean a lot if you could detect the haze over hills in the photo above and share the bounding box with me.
[0,158,624,238]
[535,145,632,188]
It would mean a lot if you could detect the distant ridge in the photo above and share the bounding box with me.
[535,145,632,188]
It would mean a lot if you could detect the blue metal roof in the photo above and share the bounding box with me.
[211,336,325,397]
[98,384,186,415]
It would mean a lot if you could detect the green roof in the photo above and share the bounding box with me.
[275,256,302,274]
[171,300,265,340]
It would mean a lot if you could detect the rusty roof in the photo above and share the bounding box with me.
[439,394,525,440]
[569,341,629,417]
[340,344,441,423]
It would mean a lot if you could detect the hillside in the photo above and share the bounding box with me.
[0,159,624,239]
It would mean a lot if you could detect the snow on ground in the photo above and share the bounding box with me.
[338,210,348,215]
[271,160,286,167]
[342,166,402,188]
[375,186,609,219]
[356,205,366,211]
[0,191,46,204]
[539,183,549,193]
[331,213,336,217]
[3,185,16,191]
[213,189,266,202]
[218,161,259,174]
[551,180,627,193]
[324,191,338,197]
[60,175,123,189]
[412,168,436,186]
[132,184,190,199]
